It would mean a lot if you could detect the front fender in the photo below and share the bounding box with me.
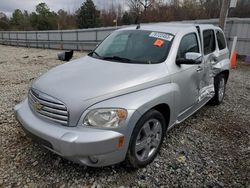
[77,83,178,158]
[87,83,178,127]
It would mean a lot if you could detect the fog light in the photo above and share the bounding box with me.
[88,156,98,164]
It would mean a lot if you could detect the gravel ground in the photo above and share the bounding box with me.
[0,45,249,188]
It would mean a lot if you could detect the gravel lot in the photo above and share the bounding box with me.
[0,44,249,188]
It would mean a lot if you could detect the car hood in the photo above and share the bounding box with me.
[32,56,170,125]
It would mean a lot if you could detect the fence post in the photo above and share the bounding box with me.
[48,31,50,49]
[36,31,38,48]
[3,32,5,45]
[2,32,5,44]
[25,31,28,48]
[1,32,3,44]
[76,30,79,51]
[95,30,98,42]
[226,19,234,51]
[16,32,18,47]
[43,33,45,49]
[60,31,63,50]
[8,32,10,45]
[42,32,45,49]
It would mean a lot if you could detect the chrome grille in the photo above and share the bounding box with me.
[28,89,69,126]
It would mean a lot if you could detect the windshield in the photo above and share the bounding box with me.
[89,30,174,64]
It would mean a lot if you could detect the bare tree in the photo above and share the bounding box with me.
[199,0,223,18]
[139,0,155,13]
[127,0,142,23]
[127,0,156,22]
[170,0,180,7]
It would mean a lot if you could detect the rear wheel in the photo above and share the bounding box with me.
[126,110,166,168]
[209,74,226,105]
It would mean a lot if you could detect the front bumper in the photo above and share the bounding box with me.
[14,99,130,167]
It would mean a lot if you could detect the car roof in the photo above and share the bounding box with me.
[120,23,221,35]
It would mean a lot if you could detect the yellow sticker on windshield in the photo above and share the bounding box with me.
[154,39,165,47]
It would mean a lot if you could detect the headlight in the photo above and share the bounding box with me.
[83,108,128,128]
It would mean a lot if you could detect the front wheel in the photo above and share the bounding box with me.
[126,110,166,168]
[209,74,226,105]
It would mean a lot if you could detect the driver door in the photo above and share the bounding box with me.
[174,32,205,117]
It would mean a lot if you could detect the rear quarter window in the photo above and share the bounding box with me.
[216,30,227,50]
[203,30,216,55]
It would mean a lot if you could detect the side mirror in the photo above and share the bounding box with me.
[58,50,74,62]
[176,52,202,65]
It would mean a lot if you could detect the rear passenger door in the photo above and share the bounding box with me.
[215,30,229,63]
[198,29,217,101]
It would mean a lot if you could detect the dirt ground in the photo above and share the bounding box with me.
[0,45,249,188]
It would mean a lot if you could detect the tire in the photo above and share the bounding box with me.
[209,74,226,105]
[126,109,166,168]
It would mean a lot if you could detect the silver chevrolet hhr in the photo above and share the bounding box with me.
[15,23,230,168]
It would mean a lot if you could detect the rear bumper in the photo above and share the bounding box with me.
[14,99,132,167]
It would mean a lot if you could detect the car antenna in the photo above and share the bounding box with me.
[136,23,140,29]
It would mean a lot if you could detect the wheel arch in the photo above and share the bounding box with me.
[89,83,177,129]
[151,103,171,129]
[219,70,229,83]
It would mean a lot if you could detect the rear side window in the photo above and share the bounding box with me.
[203,30,216,55]
[177,33,199,59]
[216,30,226,50]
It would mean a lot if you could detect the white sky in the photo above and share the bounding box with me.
[0,0,126,17]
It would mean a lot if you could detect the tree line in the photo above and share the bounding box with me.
[0,0,249,31]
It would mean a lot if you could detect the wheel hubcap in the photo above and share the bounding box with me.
[218,78,225,101]
[135,119,162,162]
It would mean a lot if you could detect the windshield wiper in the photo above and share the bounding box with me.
[102,56,132,62]
[88,51,102,58]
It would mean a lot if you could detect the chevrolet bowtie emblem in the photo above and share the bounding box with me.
[34,102,43,111]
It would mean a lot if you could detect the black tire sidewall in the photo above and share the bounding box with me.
[215,74,226,104]
[127,109,166,168]
[209,74,226,105]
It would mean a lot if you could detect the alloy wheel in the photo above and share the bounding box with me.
[218,78,225,102]
[135,119,163,162]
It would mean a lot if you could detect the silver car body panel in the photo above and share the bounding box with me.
[32,56,171,126]
[14,23,230,166]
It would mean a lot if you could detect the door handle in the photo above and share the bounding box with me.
[196,66,203,72]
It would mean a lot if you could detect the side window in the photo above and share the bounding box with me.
[177,33,199,59]
[203,30,216,55]
[216,30,226,50]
